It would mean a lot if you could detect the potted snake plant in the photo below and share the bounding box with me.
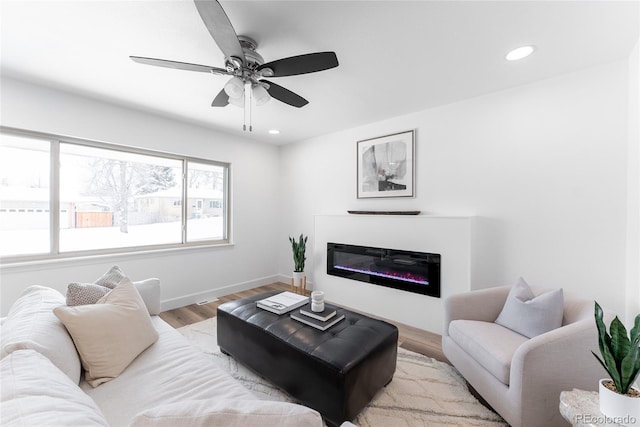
[592,301,640,423]
[289,234,308,293]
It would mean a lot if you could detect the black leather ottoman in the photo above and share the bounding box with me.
[217,291,398,426]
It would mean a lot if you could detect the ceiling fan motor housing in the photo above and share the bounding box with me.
[226,36,272,83]
[238,36,263,67]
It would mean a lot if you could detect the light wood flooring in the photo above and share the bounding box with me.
[160,282,448,363]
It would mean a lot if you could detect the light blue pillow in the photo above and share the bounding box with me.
[495,277,564,338]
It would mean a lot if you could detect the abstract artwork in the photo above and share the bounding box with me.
[357,130,415,198]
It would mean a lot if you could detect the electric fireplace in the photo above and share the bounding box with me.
[327,242,441,298]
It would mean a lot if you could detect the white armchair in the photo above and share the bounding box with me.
[442,286,604,427]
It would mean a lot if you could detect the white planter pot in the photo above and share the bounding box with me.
[599,379,640,426]
[292,271,305,287]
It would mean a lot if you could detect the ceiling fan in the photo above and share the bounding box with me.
[130,0,339,130]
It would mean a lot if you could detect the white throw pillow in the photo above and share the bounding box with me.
[54,277,159,387]
[0,286,81,384]
[94,265,127,288]
[495,277,564,338]
[128,399,323,427]
[65,264,125,305]
[133,278,161,315]
[66,278,161,315]
[66,282,111,305]
[1,349,109,426]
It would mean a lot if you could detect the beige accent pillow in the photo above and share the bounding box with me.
[54,278,159,387]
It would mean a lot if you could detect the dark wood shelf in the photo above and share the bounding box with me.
[347,210,421,215]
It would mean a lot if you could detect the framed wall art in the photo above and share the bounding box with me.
[357,130,415,199]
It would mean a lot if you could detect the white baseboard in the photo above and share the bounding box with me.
[160,275,280,312]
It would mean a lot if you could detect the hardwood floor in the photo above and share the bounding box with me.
[160,282,448,363]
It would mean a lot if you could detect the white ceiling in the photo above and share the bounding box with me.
[1,0,638,145]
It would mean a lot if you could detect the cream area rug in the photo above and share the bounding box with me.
[177,318,507,427]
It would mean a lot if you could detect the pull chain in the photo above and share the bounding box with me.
[242,82,248,131]
[241,82,254,132]
[249,85,253,132]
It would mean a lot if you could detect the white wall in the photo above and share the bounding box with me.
[279,60,632,319]
[627,39,640,326]
[0,77,281,315]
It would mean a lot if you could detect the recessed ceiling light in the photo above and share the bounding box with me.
[268,129,280,135]
[506,45,536,61]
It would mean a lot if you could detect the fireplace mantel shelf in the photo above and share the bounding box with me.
[347,210,421,215]
[319,213,475,220]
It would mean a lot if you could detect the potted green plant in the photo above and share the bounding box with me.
[289,234,308,294]
[592,302,640,422]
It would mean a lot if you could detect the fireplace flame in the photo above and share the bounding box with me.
[334,265,429,285]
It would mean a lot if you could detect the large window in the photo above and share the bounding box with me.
[0,134,51,257]
[186,162,227,242]
[0,128,230,260]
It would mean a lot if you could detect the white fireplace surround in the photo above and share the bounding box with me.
[313,214,475,334]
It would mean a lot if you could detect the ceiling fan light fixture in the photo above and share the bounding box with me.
[252,84,271,106]
[224,76,245,98]
[228,95,244,107]
[506,45,536,61]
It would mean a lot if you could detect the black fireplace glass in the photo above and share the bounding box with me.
[327,242,441,298]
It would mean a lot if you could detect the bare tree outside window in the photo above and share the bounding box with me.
[59,144,183,252]
[86,158,176,233]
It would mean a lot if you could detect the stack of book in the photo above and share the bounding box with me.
[291,303,345,331]
[256,291,309,315]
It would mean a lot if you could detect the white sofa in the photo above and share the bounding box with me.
[1,284,325,427]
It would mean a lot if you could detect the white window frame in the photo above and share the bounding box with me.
[0,126,231,263]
